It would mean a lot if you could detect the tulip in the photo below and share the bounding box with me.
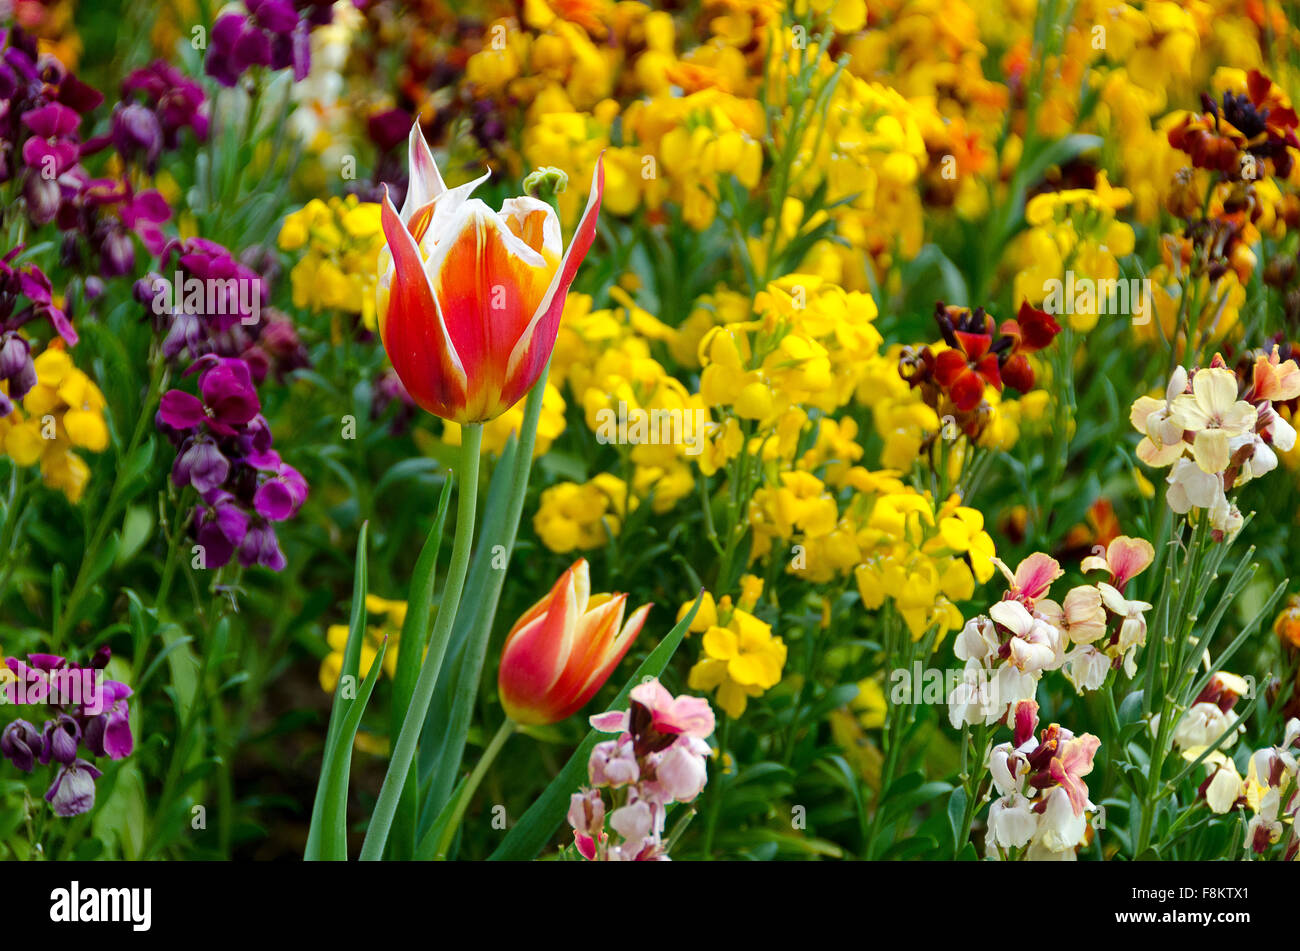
[377,123,604,424]
[499,558,650,726]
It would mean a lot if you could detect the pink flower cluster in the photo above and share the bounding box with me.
[567,679,715,861]
[985,700,1101,860]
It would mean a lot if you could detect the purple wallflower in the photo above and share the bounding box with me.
[239,521,286,571]
[110,102,163,173]
[40,714,80,766]
[252,462,308,521]
[0,27,103,235]
[172,436,230,495]
[0,719,43,772]
[121,61,209,148]
[82,681,133,760]
[45,759,102,817]
[206,2,311,88]
[0,648,136,817]
[158,356,262,438]
[195,491,251,569]
[0,247,78,345]
[0,332,36,415]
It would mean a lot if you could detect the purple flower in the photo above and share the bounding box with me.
[1,719,43,772]
[195,491,251,568]
[118,187,171,257]
[45,758,102,817]
[172,436,230,494]
[248,0,299,33]
[82,681,133,760]
[111,103,163,172]
[23,173,61,225]
[121,61,209,148]
[40,714,81,766]
[253,462,308,521]
[158,357,261,437]
[0,248,77,345]
[205,4,312,88]
[239,521,286,571]
[0,332,36,415]
[97,225,136,278]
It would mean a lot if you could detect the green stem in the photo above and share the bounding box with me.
[701,716,732,859]
[434,718,515,860]
[421,360,553,824]
[360,423,482,861]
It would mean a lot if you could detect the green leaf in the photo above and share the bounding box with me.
[92,763,147,860]
[316,634,387,861]
[115,506,155,568]
[488,595,703,861]
[305,523,372,860]
[947,786,968,856]
[883,835,938,860]
[388,476,454,859]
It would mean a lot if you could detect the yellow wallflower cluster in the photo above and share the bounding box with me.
[318,594,407,693]
[745,463,996,640]
[532,473,632,554]
[851,484,997,640]
[277,195,386,330]
[1012,173,1137,332]
[686,595,787,718]
[697,274,881,426]
[782,63,932,282]
[470,2,767,230]
[0,348,108,503]
[549,291,707,519]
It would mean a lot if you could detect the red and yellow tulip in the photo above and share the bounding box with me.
[498,558,650,726]
[377,124,604,423]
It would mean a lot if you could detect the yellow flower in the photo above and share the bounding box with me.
[532,474,631,553]
[278,195,386,329]
[852,677,887,730]
[318,594,408,693]
[0,347,108,503]
[677,591,718,633]
[688,607,787,717]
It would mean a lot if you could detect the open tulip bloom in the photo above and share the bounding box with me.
[499,558,652,726]
[377,124,604,424]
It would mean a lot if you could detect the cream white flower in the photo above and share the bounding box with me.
[1170,367,1257,474]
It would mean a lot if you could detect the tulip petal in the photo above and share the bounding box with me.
[420,170,493,248]
[423,198,555,421]
[502,154,605,408]
[548,594,627,712]
[568,601,651,716]
[400,122,447,220]
[570,557,591,614]
[378,186,469,418]
[498,568,581,722]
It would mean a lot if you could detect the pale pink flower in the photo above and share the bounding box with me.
[990,600,1065,674]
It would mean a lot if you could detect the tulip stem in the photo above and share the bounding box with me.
[433,718,516,860]
[361,423,483,861]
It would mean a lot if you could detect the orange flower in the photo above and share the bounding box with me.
[1275,595,1300,651]
[377,124,604,423]
[498,558,650,725]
